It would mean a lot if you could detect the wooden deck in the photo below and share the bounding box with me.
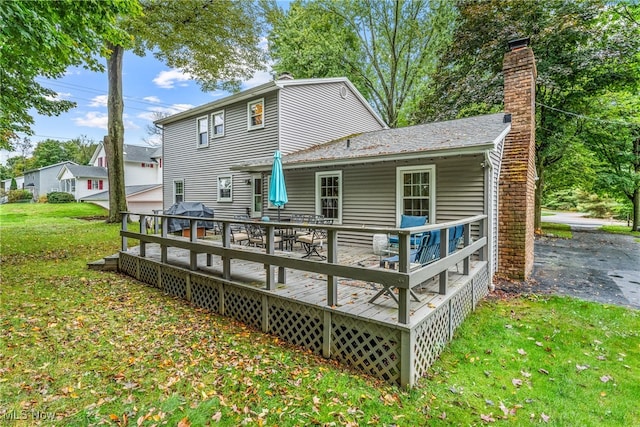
[117,214,491,387]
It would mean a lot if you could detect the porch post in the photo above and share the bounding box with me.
[398,233,411,324]
[161,216,168,263]
[139,214,146,257]
[400,329,415,388]
[265,224,275,290]
[189,219,197,271]
[222,222,231,280]
[463,223,471,275]
[439,227,449,295]
[327,229,338,306]
[121,213,128,251]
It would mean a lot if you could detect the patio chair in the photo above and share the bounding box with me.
[388,214,428,248]
[297,219,332,260]
[230,215,249,245]
[246,223,282,248]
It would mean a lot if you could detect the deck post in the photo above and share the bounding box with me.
[189,219,198,271]
[139,214,146,257]
[400,329,415,388]
[121,213,128,251]
[161,216,168,263]
[398,234,411,324]
[322,311,332,358]
[439,227,449,295]
[463,223,471,275]
[265,224,275,290]
[479,217,487,262]
[261,295,269,333]
[186,274,192,302]
[221,222,231,280]
[327,229,338,306]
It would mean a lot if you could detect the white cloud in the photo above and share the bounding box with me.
[73,112,108,129]
[44,91,72,102]
[153,69,194,89]
[136,104,194,121]
[242,68,273,89]
[143,96,161,103]
[89,95,108,107]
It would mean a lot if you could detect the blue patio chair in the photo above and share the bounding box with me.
[388,214,428,248]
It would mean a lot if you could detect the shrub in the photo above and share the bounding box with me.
[47,191,76,204]
[8,190,33,203]
[38,194,48,203]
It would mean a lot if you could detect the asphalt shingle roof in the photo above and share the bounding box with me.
[123,144,160,163]
[81,184,161,201]
[65,165,108,178]
[236,113,510,170]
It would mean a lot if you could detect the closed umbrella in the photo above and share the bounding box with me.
[269,150,288,221]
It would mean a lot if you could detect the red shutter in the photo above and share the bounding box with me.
[141,163,145,167]
[99,180,103,190]
[87,180,92,189]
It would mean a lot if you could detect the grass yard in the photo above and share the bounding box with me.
[540,222,573,239]
[1,203,639,426]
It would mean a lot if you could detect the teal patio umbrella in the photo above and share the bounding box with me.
[269,150,288,221]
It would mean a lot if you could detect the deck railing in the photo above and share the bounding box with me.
[120,213,487,324]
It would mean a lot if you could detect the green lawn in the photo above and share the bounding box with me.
[1,203,639,426]
[540,222,573,239]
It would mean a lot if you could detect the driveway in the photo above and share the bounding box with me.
[531,212,640,309]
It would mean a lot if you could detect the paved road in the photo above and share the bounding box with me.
[533,212,639,309]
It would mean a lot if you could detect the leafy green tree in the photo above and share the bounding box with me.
[9,178,17,191]
[103,0,265,223]
[582,92,640,230]
[0,0,140,150]
[31,139,72,168]
[66,136,98,166]
[266,0,456,127]
[414,0,640,229]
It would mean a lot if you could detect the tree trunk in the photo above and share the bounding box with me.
[106,43,127,223]
[534,164,544,231]
[632,187,640,232]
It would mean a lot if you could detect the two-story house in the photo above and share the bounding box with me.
[155,76,387,218]
[58,143,163,214]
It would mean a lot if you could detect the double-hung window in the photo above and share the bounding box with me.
[396,165,435,223]
[174,179,184,203]
[217,176,232,202]
[212,110,224,137]
[197,116,208,148]
[316,171,342,223]
[248,99,264,130]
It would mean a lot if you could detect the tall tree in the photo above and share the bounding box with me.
[414,0,640,229]
[583,92,640,231]
[0,0,140,150]
[31,139,72,168]
[266,0,455,127]
[103,0,265,223]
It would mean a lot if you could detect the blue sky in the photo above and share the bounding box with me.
[2,48,273,164]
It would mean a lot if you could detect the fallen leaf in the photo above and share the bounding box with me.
[512,378,523,387]
[480,414,496,422]
[600,375,612,383]
[211,411,222,422]
[521,370,532,378]
[576,364,589,372]
[538,368,549,375]
[438,412,446,420]
[499,401,509,417]
[541,413,550,422]
[517,349,527,356]
[535,341,543,347]
[177,416,191,427]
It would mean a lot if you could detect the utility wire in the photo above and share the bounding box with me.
[536,102,639,127]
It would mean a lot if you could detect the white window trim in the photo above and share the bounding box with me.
[217,175,233,202]
[315,170,342,224]
[173,179,184,203]
[247,98,265,130]
[252,175,263,217]
[212,110,225,138]
[395,165,436,225]
[196,115,209,148]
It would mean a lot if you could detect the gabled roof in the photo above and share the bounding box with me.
[90,143,162,165]
[123,144,161,163]
[154,77,386,128]
[234,113,511,172]
[80,184,161,201]
[59,165,108,179]
[23,161,77,174]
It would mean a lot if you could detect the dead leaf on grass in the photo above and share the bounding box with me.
[480,413,496,422]
[517,348,527,356]
[512,378,523,387]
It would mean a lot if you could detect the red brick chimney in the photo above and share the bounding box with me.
[498,38,537,280]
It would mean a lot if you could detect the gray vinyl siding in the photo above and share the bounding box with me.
[279,154,486,245]
[162,91,279,217]
[279,83,385,154]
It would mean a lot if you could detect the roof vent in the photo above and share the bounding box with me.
[503,113,512,123]
[277,72,294,80]
[346,139,350,148]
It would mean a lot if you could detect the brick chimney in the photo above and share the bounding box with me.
[498,38,537,280]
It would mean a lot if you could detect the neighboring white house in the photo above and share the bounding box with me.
[1,175,25,192]
[58,143,163,214]
[23,161,76,200]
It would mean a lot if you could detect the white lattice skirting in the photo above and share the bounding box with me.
[119,252,489,387]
